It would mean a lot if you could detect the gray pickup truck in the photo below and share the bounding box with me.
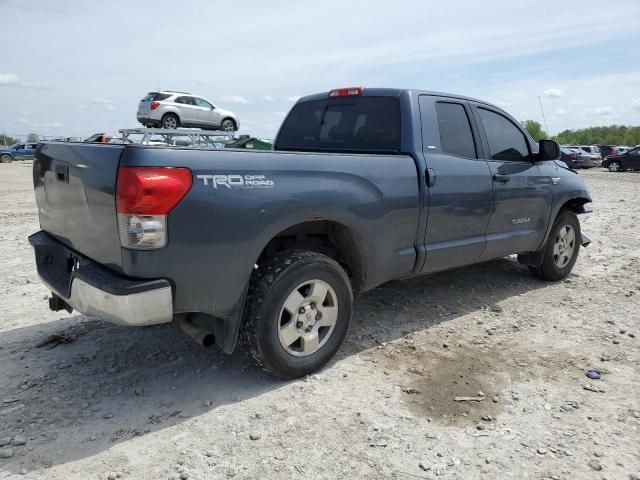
[29,87,592,379]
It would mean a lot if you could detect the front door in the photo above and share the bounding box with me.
[418,96,494,273]
[625,147,640,169]
[194,97,218,127]
[471,104,553,259]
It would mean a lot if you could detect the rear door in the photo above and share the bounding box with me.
[194,97,219,127]
[418,96,494,273]
[175,96,199,124]
[14,144,26,159]
[471,104,553,258]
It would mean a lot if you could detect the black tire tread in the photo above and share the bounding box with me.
[530,210,581,281]
[239,249,350,379]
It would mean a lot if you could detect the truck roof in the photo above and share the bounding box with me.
[298,87,504,111]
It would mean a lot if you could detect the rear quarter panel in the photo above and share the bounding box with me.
[119,147,420,323]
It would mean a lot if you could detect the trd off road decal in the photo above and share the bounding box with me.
[197,174,275,189]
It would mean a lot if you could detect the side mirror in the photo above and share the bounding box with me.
[538,139,560,161]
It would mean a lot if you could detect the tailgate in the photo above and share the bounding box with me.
[33,142,125,271]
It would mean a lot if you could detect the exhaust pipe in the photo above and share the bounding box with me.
[179,317,216,348]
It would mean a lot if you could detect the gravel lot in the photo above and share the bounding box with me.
[0,161,638,480]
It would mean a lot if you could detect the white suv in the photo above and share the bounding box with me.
[137,91,239,131]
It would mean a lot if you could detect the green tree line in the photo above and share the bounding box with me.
[522,120,640,146]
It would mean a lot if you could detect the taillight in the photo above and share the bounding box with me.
[150,101,160,110]
[571,153,577,160]
[328,87,364,98]
[116,167,192,250]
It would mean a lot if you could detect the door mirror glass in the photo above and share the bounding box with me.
[538,140,560,161]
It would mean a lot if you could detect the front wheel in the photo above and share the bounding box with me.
[0,154,12,163]
[607,161,622,172]
[240,250,353,379]
[529,210,581,281]
[220,119,237,132]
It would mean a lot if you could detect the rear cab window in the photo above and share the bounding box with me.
[275,96,401,154]
[435,102,477,158]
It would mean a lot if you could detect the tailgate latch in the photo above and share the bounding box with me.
[55,163,69,183]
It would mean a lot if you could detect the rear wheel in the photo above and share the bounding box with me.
[0,154,12,163]
[529,210,581,281]
[607,161,622,172]
[161,113,179,129]
[240,250,353,379]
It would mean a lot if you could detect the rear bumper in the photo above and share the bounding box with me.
[29,231,173,326]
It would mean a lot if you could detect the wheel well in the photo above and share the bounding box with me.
[257,220,365,291]
[162,112,180,122]
[560,197,590,214]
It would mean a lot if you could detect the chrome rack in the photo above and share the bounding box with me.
[118,127,237,148]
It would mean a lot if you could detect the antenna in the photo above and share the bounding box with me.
[537,96,549,134]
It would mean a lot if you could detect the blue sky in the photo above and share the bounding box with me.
[1,0,639,139]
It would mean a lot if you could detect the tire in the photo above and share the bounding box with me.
[607,161,622,172]
[220,118,237,132]
[0,154,12,163]
[161,113,179,129]
[240,249,353,380]
[529,210,581,281]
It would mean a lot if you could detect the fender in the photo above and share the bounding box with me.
[519,194,592,267]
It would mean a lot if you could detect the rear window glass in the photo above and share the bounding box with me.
[275,97,401,154]
[142,92,170,101]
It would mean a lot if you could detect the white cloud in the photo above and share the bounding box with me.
[0,73,19,85]
[632,99,640,111]
[91,97,115,111]
[0,73,51,89]
[586,106,615,117]
[544,88,564,98]
[287,96,301,102]
[555,108,568,115]
[275,111,287,117]
[263,95,275,102]
[220,95,250,104]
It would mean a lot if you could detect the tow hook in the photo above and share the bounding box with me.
[49,294,72,313]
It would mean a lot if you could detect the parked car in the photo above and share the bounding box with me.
[560,147,581,169]
[571,145,600,156]
[0,143,38,163]
[598,145,617,158]
[29,87,592,379]
[602,146,640,171]
[136,91,239,131]
[564,145,601,168]
[616,146,629,155]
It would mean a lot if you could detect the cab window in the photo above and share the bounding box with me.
[435,102,477,158]
[194,98,213,109]
[478,108,530,161]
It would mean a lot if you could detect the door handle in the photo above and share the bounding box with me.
[493,173,511,183]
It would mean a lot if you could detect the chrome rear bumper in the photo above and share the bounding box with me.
[46,277,173,326]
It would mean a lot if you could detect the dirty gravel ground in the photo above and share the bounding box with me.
[0,161,638,480]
